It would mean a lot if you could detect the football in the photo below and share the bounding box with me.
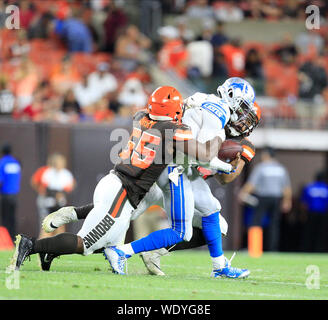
[218,140,243,162]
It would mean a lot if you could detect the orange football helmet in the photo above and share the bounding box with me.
[253,101,261,125]
[147,86,183,122]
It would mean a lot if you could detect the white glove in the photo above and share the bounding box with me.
[208,157,233,173]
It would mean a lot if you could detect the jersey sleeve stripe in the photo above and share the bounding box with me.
[243,145,255,156]
[242,147,255,161]
[201,103,227,128]
[175,129,192,135]
[173,130,193,141]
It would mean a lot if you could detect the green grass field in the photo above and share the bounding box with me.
[0,249,327,300]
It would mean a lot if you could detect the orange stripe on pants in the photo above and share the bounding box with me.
[111,189,127,218]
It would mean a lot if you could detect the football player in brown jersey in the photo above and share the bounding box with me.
[10,86,232,271]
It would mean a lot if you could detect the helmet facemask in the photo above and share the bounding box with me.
[226,97,259,137]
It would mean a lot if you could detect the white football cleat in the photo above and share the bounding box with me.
[103,246,130,275]
[211,253,250,279]
[140,248,169,276]
[42,206,77,233]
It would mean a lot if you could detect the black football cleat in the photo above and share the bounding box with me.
[39,253,58,271]
[9,234,34,270]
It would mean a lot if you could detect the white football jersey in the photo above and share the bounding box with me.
[182,92,230,143]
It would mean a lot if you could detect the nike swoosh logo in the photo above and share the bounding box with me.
[44,254,51,263]
[50,222,58,229]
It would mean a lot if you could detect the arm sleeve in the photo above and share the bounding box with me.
[173,124,193,141]
[240,138,256,164]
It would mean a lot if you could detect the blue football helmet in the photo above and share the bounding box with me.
[217,77,258,137]
[217,77,256,104]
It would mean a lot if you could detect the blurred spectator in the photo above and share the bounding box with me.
[14,79,56,122]
[239,147,292,251]
[13,58,39,110]
[158,25,188,78]
[186,37,213,78]
[90,0,109,12]
[103,0,128,53]
[214,2,244,23]
[88,62,118,101]
[54,8,93,53]
[27,10,54,39]
[50,55,81,95]
[185,0,215,20]
[282,0,302,19]
[220,38,245,78]
[19,0,36,30]
[80,6,101,51]
[87,1,108,50]
[176,16,195,42]
[117,78,148,116]
[240,0,257,18]
[14,88,45,122]
[246,0,282,20]
[8,30,31,65]
[93,97,114,123]
[300,171,328,252]
[212,50,228,79]
[198,19,215,42]
[245,48,264,79]
[298,59,328,100]
[31,153,75,238]
[127,63,151,85]
[210,21,228,49]
[0,77,15,116]
[60,89,81,122]
[73,73,99,114]
[0,143,21,241]
[161,0,186,14]
[114,24,152,72]
[274,33,298,65]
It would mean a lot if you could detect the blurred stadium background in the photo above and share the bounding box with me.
[0,0,328,254]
